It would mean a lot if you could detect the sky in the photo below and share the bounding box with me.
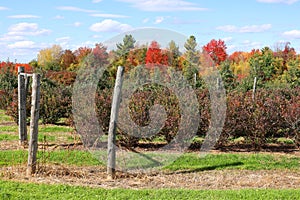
[0,0,300,63]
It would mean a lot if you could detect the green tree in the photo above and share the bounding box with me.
[183,36,199,85]
[219,61,236,91]
[111,35,136,72]
[184,35,199,65]
[249,47,277,86]
[116,34,136,58]
[167,40,181,70]
[282,59,300,88]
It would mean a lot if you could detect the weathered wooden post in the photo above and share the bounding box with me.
[18,66,27,145]
[252,77,257,101]
[107,66,124,180]
[26,73,41,176]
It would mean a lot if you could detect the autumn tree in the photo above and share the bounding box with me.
[274,42,296,71]
[229,51,247,64]
[60,49,77,71]
[248,47,279,88]
[282,58,300,88]
[37,44,63,71]
[74,46,92,64]
[15,63,32,73]
[203,39,228,66]
[145,41,168,68]
[127,44,147,67]
[92,43,108,62]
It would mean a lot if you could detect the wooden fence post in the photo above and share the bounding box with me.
[252,77,257,101]
[27,73,41,176]
[107,66,124,180]
[18,66,27,145]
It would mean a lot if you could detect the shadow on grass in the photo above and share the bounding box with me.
[170,161,244,174]
[125,147,163,170]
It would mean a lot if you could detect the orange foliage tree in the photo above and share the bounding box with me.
[145,41,169,68]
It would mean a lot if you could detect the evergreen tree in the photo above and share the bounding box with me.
[116,34,136,58]
[219,61,236,91]
[184,35,199,65]
[167,40,181,70]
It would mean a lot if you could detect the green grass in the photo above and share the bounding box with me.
[0,133,67,142]
[1,150,299,171]
[1,180,300,200]
[0,110,12,122]
[0,125,18,132]
[39,125,73,133]
[0,134,19,141]
[0,150,103,167]
[164,153,300,171]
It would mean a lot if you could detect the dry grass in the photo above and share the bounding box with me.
[1,164,300,190]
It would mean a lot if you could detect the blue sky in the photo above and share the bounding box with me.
[0,0,300,63]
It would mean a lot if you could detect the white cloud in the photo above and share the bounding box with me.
[216,24,272,33]
[55,37,71,49]
[171,18,204,25]
[8,23,51,36]
[92,35,103,39]
[8,41,36,49]
[8,15,40,19]
[282,30,300,39]
[90,19,132,32]
[56,6,96,13]
[9,23,38,32]
[154,17,164,24]
[55,37,71,43]
[0,35,25,42]
[117,0,207,11]
[257,0,299,4]
[92,0,103,3]
[143,18,150,23]
[73,22,82,27]
[226,40,263,53]
[54,15,65,20]
[216,25,237,32]
[222,37,233,43]
[242,40,262,48]
[90,13,129,18]
[0,6,9,10]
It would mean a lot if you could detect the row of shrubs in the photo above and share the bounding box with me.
[0,67,299,149]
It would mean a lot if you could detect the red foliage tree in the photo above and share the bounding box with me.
[60,49,77,70]
[92,43,109,65]
[274,42,297,70]
[0,61,14,72]
[145,41,168,68]
[202,39,228,65]
[74,46,92,63]
[15,63,32,73]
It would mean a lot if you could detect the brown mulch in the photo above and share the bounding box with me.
[1,165,300,190]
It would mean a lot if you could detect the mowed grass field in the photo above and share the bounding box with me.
[1,109,300,199]
[1,180,300,200]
